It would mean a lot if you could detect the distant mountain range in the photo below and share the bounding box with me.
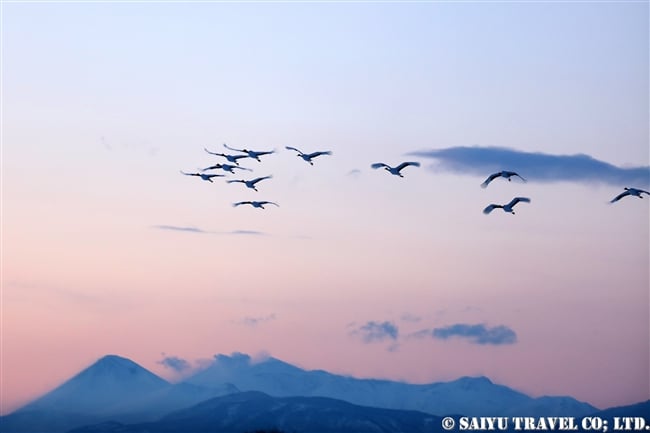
[1,352,647,433]
[185,353,599,417]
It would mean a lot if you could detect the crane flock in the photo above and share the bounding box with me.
[182,144,335,209]
[181,145,647,213]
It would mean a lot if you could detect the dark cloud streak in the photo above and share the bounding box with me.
[229,230,266,236]
[153,225,207,233]
[425,323,517,345]
[411,146,649,187]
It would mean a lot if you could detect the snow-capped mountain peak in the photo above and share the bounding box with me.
[184,352,598,417]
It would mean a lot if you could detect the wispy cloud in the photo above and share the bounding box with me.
[229,230,266,236]
[152,225,268,236]
[236,314,277,327]
[349,321,399,343]
[158,355,191,373]
[411,146,650,186]
[413,323,517,345]
[152,225,208,233]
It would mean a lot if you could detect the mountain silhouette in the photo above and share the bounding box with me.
[183,352,598,416]
[22,355,169,414]
[68,391,442,433]
[0,355,237,433]
[4,352,645,433]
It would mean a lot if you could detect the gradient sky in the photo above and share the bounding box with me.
[2,1,649,415]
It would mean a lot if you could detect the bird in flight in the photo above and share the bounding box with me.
[180,171,225,183]
[202,163,252,174]
[285,146,332,165]
[233,201,279,209]
[223,144,275,161]
[204,147,249,165]
[610,187,650,203]
[227,175,273,191]
[481,171,527,188]
[371,161,420,177]
[483,197,531,215]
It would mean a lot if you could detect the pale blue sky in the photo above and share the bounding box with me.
[5,2,648,163]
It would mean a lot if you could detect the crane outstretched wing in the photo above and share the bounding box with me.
[610,191,630,203]
[224,143,245,153]
[306,151,332,158]
[510,171,527,182]
[396,161,420,171]
[204,148,224,156]
[254,150,275,156]
[285,146,303,154]
[371,163,389,169]
[483,204,498,214]
[251,175,273,184]
[508,197,531,208]
[481,172,501,188]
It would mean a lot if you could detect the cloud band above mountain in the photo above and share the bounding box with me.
[411,147,649,186]
[158,355,191,372]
